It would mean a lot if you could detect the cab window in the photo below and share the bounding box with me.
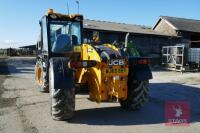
[49,21,81,53]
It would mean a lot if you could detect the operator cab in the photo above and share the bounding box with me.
[37,9,83,57]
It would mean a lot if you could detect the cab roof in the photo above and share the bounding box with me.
[46,9,83,21]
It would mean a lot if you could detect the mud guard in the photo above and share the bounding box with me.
[130,64,152,80]
[128,57,153,81]
[49,57,74,89]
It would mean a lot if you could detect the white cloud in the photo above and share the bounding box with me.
[4,40,16,44]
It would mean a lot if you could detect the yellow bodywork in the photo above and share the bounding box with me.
[75,44,128,102]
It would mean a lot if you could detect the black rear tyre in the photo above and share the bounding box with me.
[120,79,149,110]
[49,58,75,120]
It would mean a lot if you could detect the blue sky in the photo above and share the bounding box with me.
[0,0,199,48]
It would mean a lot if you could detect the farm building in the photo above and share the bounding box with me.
[19,45,36,50]
[83,19,180,56]
[154,16,200,70]
[153,16,200,48]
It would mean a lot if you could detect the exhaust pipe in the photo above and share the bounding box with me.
[124,32,130,52]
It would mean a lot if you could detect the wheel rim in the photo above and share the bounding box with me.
[37,67,43,85]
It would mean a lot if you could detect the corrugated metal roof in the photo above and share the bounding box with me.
[156,16,200,33]
[19,45,36,49]
[83,19,173,36]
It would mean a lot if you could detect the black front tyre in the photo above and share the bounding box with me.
[49,58,75,120]
[120,80,149,110]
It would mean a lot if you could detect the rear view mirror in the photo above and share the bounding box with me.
[37,41,42,50]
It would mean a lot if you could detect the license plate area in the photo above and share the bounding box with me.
[104,68,128,76]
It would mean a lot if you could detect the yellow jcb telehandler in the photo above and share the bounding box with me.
[35,9,152,120]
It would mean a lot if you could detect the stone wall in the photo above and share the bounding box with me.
[154,19,177,36]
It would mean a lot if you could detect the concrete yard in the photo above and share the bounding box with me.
[0,57,200,133]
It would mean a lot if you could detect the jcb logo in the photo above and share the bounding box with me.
[109,59,125,66]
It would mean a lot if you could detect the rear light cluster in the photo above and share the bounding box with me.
[137,59,150,65]
[68,60,97,68]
